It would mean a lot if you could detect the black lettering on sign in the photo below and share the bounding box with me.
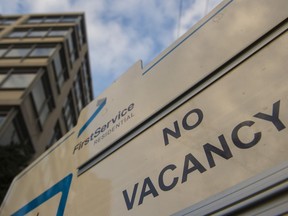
[182,153,206,183]
[182,109,203,130]
[163,121,181,146]
[122,99,287,211]
[254,100,286,131]
[203,134,233,168]
[158,164,178,191]
[122,183,139,211]
[138,177,159,205]
[231,121,261,149]
[163,108,203,145]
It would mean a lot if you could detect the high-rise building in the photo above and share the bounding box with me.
[0,13,93,159]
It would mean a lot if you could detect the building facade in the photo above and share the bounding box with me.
[0,13,93,159]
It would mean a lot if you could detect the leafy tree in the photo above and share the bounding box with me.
[0,145,33,205]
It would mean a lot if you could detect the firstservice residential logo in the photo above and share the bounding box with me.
[73,98,135,154]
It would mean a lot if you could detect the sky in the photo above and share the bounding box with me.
[0,0,222,98]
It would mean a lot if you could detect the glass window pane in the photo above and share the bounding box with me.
[0,49,7,57]
[58,74,64,87]
[39,104,49,125]
[70,53,75,63]
[78,100,83,111]
[61,17,79,23]
[1,74,35,89]
[27,18,42,24]
[4,20,14,25]
[30,47,55,57]
[48,30,68,37]
[77,23,84,45]
[67,116,72,130]
[2,19,17,25]
[28,30,47,37]
[5,48,30,57]
[44,17,60,23]
[0,115,6,127]
[8,31,27,38]
[67,34,74,53]
[32,80,46,111]
[53,52,62,76]
[47,122,62,149]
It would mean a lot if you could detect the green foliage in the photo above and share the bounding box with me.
[0,145,33,205]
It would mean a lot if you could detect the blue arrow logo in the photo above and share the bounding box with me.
[12,173,73,216]
[78,98,107,137]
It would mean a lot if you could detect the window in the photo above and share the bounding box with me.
[8,30,28,38]
[53,52,63,77]
[63,94,76,130]
[26,17,43,24]
[82,58,92,104]
[77,25,84,45]
[52,50,67,92]
[31,79,51,127]
[1,45,57,59]
[48,29,68,37]
[46,122,62,149]
[30,47,55,57]
[76,18,86,45]
[67,34,75,62]
[0,68,36,89]
[0,49,7,57]
[32,81,46,111]
[26,16,79,24]
[74,74,83,112]
[0,114,6,128]
[28,30,47,37]
[5,48,30,58]
[67,33,78,63]
[0,18,18,25]
[0,68,37,90]
[43,17,60,23]
[62,16,79,23]
[7,28,70,38]
[1,74,35,89]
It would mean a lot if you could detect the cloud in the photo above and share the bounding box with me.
[0,0,24,14]
[0,0,222,97]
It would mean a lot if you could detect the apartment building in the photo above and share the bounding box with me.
[0,13,93,159]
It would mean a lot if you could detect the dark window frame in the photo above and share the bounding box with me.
[6,27,71,39]
[74,72,84,113]
[46,121,62,149]
[30,72,54,130]
[62,93,76,131]
[0,44,57,60]
[51,47,68,93]
[82,58,92,104]
[0,68,38,90]
[0,17,19,25]
[26,15,80,24]
[66,30,79,65]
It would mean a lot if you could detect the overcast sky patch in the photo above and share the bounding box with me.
[0,0,222,97]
